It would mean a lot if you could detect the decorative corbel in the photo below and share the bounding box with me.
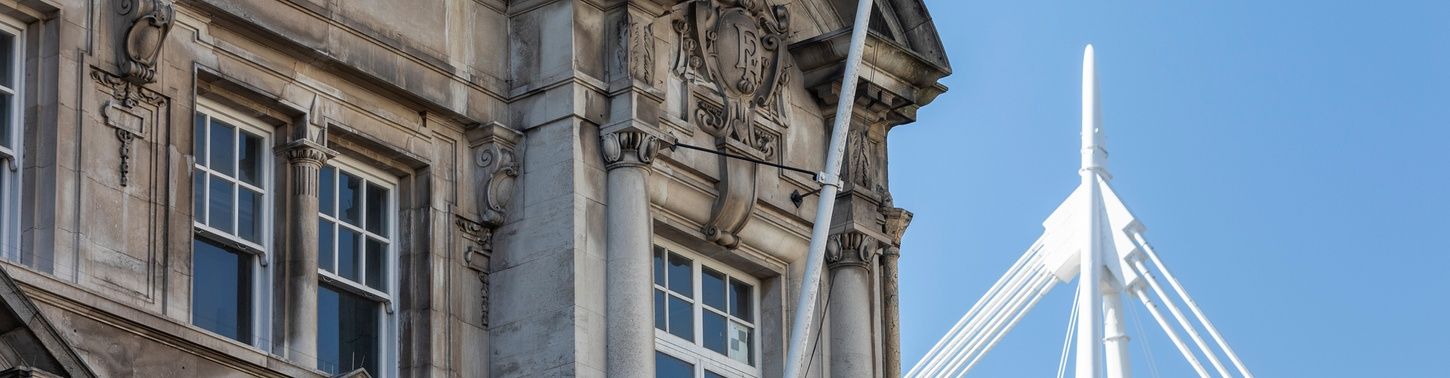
[456,217,492,327]
[117,0,175,84]
[467,122,524,228]
[882,207,913,247]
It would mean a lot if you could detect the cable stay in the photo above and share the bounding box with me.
[905,45,1252,378]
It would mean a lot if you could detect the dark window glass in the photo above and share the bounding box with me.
[320,166,336,216]
[703,311,727,355]
[701,268,726,311]
[0,32,12,89]
[209,121,235,176]
[237,131,263,186]
[319,220,335,272]
[193,113,206,164]
[338,227,360,281]
[654,289,667,331]
[317,285,380,375]
[655,352,693,378]
[364,182,387,234]
[237,188,262,243]
[705,370,727,378]
[667,253,692,295]
[208,176,234,232]
[729,279,753,322]
[364,238,386,290]
[191,238,251,343]
[667,295,693,342]
[339,172,362,225]
[0,94,8,148]
[193,172,206,222]
[653,247,665,285]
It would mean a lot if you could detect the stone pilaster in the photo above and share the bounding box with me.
[278,139,333,369]
[601,130,659,377]
[826,230,880,377]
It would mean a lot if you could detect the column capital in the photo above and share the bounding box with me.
[601,130,662,170]
[826,231,880,270]
[882,207,914,247]
[279,139,335,167]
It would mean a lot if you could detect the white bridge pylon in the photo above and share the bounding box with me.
[905,45,1253,378]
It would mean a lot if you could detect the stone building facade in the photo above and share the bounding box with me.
[0,0,948,376]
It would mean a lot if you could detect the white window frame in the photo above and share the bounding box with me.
[316,156,399,378]
[653,241,763,378]
[190,98,274,349]
[0,16,25,262]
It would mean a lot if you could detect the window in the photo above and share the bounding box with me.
[316,160,396,377]
[0,18,22,262]
[654,245,760,378]
[191,103,271,346]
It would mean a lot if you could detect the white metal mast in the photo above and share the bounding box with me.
[904,45,1254,378]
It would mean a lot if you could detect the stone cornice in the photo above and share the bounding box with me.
[789,30,950,122]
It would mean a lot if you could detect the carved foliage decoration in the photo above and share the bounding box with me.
[826,231,878,269]
[673,0,791,249]
[117,0,174,84]
[618,16,656,84]
[456,217,492,327]
[93,69,165,187]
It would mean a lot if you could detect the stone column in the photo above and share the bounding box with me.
[602,130,659,377]
[881,207,913,378]
[280,140,331,369]
[827,231,879,377]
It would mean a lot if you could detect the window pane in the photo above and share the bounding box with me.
[191,238,252,343]
[193,172,206,222]
[209,121,235,176]
[193,113,206,164]
[364,182,388,235]
[338,172,362,225]
[705,370,727,378]
[703,310,727,355]
[666,253,692,296]
[654,289,666,331]
[208,176,234,233]
[655,352,693,378]
[320,166,335,216]
[237,188,262,243]
[317,285,380,375]
[364,238,386,290]
[729,279,753,322]
[728,321,754,366]
[237,131,264,186]
[338,227,360,281]
[0,94,10,148]
[702,268,726,311]
[0,32,13,88]
[653,247,665,286]
[667,295,692,342]
[318,219,335,272]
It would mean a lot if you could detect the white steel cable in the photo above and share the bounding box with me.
[1133,233,1254,378]
[1132,259,1230,377]
[913,253,1046,377]
[928,269,1050,377]
[907,244,1044,377]
[957,276,1060,376]
[936,272,1054,376]
[1056,287,1081,378]
[1130,285,1209,378]
[1126,291,1162,378]
[918,268,1046,377]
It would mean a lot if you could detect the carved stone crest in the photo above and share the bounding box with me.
[673,0,791,249]
[117,0,174,84]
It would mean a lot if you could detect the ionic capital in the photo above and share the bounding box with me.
[601,130,659,170]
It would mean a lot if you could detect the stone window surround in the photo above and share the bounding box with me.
[0,14,22,263]
[653,239,762,378]
[190,98,276,349]
[315,154,400,378]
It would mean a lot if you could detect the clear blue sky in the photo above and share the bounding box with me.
[892,1,1450,376]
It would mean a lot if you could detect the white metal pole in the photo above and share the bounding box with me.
[782,0,874,376]
[1133,233,1254,378]
[907,245,1042,378]
[958,277,1060,375]
[1076,43,1105,378]
[912,250,1044,377]
[1102,281,1132,378]
[1129,286,1211,378]
[1132,259,1231,377]
[939,272,1052,375]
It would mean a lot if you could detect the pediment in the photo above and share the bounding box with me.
[777,0,951,72]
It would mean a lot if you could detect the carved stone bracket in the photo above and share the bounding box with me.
[456,217,492,327]
[601,130,659,170]
[94,69,164,187]
[826,231,880,269]
[672,0,791,249]
[468,122,523,228]
[117,0,175,84]
[882,207,913,247]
